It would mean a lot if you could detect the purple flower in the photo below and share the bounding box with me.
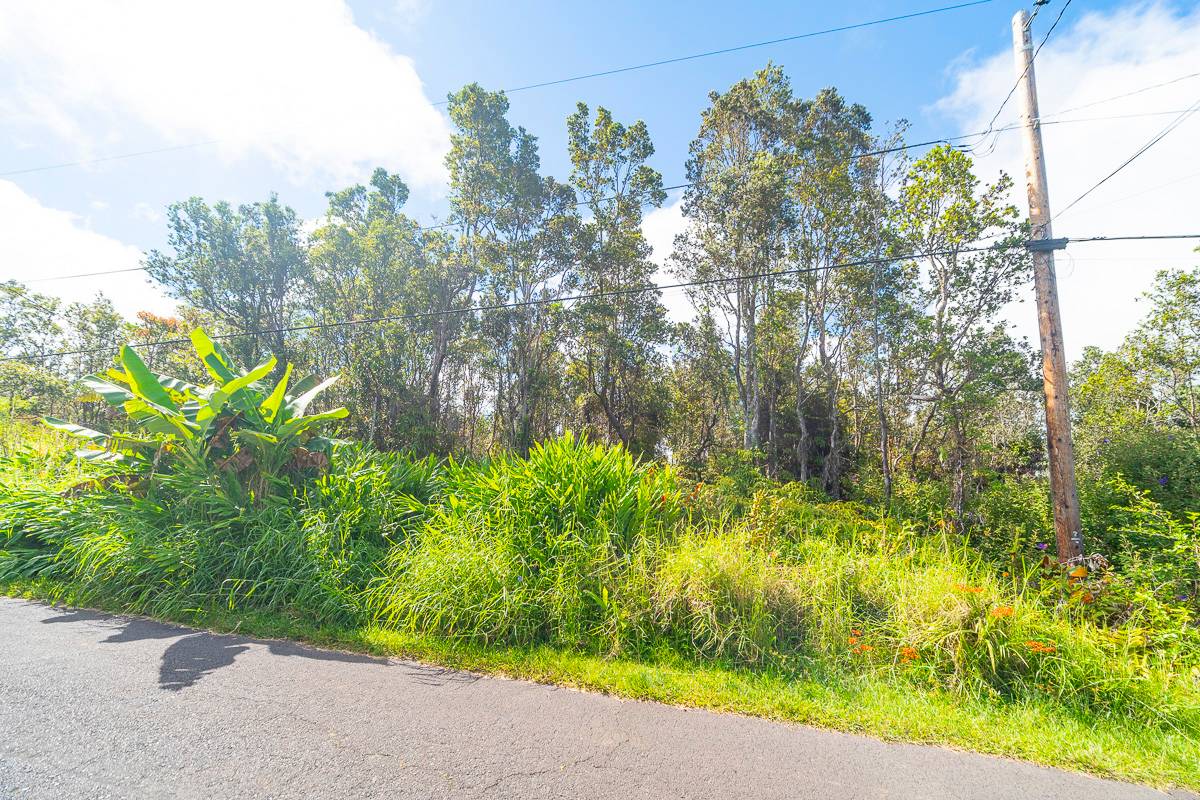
[1158,476,1169,487]
[1102,437,1110,444]
[1035,543,1049,551]
[1178,594,1192,602]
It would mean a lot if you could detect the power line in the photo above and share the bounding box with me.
[1063,234,1200,244]
[18,108,1187,286]
[1055,166,1200,215]
[1,2,992,179]
[0,141,222,179]
[1043,70,1200,119]
[967,0,1073,157]
[9,233,1200,365]
[430,0,993,105]
[1054,98,1200,220]
[0,240,1019,363]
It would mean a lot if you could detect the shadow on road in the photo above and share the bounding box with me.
[397,661,481,688]
[40,604,387,692]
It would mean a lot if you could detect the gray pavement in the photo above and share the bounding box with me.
[1,596,1193,799]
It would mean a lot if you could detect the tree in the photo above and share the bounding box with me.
[446,84,578,454]
[894,145,1034,520]
[307,168,472,450]
[1140,266,1200,427]
[674,65,795,456]
[0,283,68,420]
[565,103,669,456]
[666,316,737,475]
[145,195,308,370]
[784,88,881,492]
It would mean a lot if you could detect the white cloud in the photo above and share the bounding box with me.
[0,1,451,189]
[0,180,172,319]
[937,2,1200,359]
[642,197,694,324]
[132,202,163,224]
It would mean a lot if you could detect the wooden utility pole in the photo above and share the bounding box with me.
[1012,9,1084,563]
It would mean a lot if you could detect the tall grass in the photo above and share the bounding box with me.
[2,427,1197,740]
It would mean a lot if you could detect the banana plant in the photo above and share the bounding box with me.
[45,329,348,492]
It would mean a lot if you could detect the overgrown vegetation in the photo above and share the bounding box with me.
[2,363,1199,785]
[3,62,1199,788]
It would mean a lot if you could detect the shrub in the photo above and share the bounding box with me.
[44,328,347,505]
[653,530,806,663]
[3,432,1198,736]
[367,433,681,651]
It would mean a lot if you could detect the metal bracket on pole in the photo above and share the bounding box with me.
[1025,237,1068,252]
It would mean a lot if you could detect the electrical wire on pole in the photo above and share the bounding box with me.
[965,0,1073,158]
[1054,97,1200,222]
[14,108,1191,286]
[6,232,1200,365]
[1,1,993,179]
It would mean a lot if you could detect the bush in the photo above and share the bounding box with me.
[2,431,1198,735]
[45,328,347,506]
[367,433,681,651]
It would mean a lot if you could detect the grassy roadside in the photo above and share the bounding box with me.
[7,578,1199,791]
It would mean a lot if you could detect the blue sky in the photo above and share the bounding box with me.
[2,1,1198,357]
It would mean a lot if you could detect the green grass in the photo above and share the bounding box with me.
[4,578,1198,790]
[2,429,1199,790]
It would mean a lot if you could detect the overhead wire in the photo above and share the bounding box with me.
[430,0,992,104]
[0,239,1023,363]
[1042,70,1200,119]
[16,107,1188,285]
[1053,97,1200,221]
[8,233,1200,365]
[1,1,992,179]
[965,0,1073,158]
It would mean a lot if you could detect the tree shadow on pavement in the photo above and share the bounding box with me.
[40,604,388,692]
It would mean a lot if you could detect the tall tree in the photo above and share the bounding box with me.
[894,145,1034,520]
[566,103,669,456]
[674,65,795,455]
[145,195,308,369]
[785,88,880,492]
[307,168,472,450]
[446,84,578,454]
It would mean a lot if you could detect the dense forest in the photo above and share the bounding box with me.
[2,65,1198,530]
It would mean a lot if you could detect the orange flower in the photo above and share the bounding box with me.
[953,583,984,593]
[1025,640,1057,654]
[989,606,1014,618]
[899,646,919,663]
[852,644,874,654]
[848,636,859,645]
[851,628,862,636]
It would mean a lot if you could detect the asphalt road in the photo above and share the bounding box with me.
[1,597,1193,800]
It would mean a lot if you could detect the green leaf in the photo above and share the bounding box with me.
[191,329,237,384]
[278,407,348,440]
[153,373,204,397]
[75,448,127,463]
[123,397,196,439]
[120,345,179,412]
[286,375,340,417]
[81,375,135,406]
[220,356,277,400]
[235,429,279,445]
[44,417,108,444]
[260,362,293,422]
[286,374,320,403]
